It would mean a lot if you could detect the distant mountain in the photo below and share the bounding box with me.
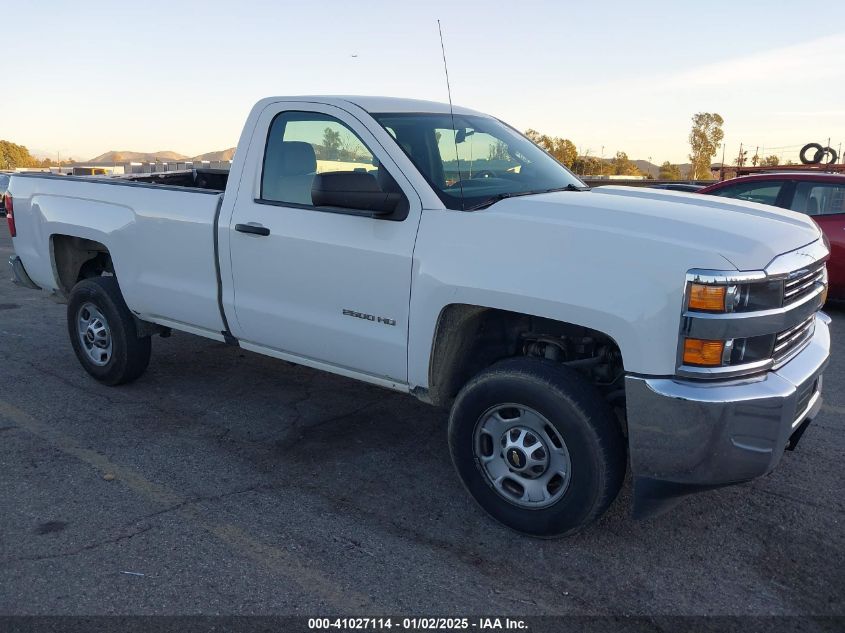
[88,150,188,163]
[86,148,235,163]
[191,148,236,162]
[633,160,659,178]
[633,160,695,179]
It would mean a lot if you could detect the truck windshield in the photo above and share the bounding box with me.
[371,113,586,210]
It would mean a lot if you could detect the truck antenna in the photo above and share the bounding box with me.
[437,19,465,210]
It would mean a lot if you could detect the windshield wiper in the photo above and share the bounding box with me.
[465,183,589,211]
[465,190,534,211]
[541,183,591,193]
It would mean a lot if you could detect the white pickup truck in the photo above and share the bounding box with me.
[7,96,831,536]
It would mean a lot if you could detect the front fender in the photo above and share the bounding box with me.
[407,207,733,388]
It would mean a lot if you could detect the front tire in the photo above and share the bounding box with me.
[448,358,626,537]
[67,276,151,386]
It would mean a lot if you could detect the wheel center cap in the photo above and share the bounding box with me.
[506,447,527,470]
[86,329,95,342]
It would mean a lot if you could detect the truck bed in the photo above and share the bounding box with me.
[19,168,229,193]
[9,171,227,338]
[119,168,230,192]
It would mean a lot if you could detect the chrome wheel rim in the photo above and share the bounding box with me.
[473,404,571,509]
[77,302,112,366]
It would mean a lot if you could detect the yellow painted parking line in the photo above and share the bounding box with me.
[0,398,372,610]
[0,400,181,506]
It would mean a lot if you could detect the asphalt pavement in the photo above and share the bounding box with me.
[0,221,843,617]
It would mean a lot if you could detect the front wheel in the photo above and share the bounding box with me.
[448,358,626,537]
[67,276,151,386]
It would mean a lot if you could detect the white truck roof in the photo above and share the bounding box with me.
[253,95,487,117]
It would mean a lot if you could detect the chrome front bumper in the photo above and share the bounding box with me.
[626,313,830,518]
[8,255,40,290]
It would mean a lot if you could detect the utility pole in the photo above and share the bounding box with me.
[736,143,747,173]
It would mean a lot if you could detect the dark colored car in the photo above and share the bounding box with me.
[0,174,10,215]
[699,172,845,300]
[649,183,705,192]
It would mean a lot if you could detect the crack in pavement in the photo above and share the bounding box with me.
[0,398,374,611]
[1,524,155,564]
[121,483,273,527]
[1,484,273,565]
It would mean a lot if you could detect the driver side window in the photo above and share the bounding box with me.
[261,111,376,205]
[260,111,408,220]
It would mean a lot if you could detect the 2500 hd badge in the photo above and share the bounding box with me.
[343,308,397,326]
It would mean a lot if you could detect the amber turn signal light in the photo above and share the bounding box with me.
[683,338,725,366]
[688,284,726,311]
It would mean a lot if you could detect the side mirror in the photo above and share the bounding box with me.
[311,171,402,216]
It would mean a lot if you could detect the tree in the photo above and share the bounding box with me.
[322,127,341,160]
[337,132,368,162]
[658,161,682,180]
[524,129,577,167]
[611,151,640,176]
[571,155,606,176]
[688,113,724,180]
[549,138,577,168]
[524,129,539,140]
[0,140,39,169]
[761,155,779,166]
[488,139,509,161]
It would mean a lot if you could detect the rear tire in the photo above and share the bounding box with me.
[67,276,151,386]
[448,357,626,537]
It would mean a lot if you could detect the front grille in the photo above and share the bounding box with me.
[774,314,815,365]
[783,264,825,306]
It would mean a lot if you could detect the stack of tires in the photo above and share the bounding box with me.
[800,143,839,165]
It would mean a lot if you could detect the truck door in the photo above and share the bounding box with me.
[224,102,422,384]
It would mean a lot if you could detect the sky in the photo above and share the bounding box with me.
[3,0,844,165]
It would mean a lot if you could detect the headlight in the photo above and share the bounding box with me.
[688,284,731,311]
[686,280,782,313]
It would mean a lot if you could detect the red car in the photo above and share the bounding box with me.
[699,172,845,301]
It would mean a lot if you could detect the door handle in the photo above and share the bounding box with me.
[235,223,270,236]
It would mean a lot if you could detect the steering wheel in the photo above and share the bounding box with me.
[471,170,497,180]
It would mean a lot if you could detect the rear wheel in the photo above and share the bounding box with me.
[448,357,626,537]
[67,276,151,386]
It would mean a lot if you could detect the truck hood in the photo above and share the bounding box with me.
[487,186,821,271]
